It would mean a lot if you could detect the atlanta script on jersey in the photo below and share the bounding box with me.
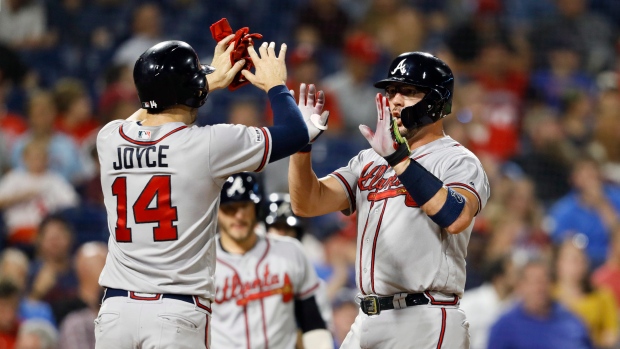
[330,136,490,297]
[212,234,321,349]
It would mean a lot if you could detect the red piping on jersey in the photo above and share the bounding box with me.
[255,127,270,172]
[216,258,251,349]
[413,153,430,160]
[129,292,162,301]
[425,292,459,305]
[332,172,356,212]
[296,282,320,299]
[255,239,271,349]
[370,203,388,294]
[119,125,187,145]
[205,314,209,349]
[358,201,375,295]
[445,182,482,215]
[437,308,447,349]
[193,296,212,313]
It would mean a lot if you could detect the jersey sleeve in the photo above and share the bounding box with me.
[328,150,365,216]
[440,153,490,215]
[208,124,272,178]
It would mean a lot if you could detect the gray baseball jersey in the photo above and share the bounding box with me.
[97,119,272,300]
[212,234,321,349]
[330,135,490,297]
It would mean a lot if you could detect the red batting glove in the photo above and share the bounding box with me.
[209,18,233,41]
[210,18,263,91]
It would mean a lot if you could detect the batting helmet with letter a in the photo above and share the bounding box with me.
[220,173,262,206]
[133,40,215,112]
[264,193,304,240]
[374,52,454,129]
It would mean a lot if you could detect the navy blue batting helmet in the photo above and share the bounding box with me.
[264,193,304,239]
[220,173,262,206]
[133,40,215,112]
[374,52,454,129]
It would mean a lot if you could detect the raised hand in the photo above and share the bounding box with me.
[292,83,329,143]
[241,41,287,92]
[207,34,247,91]
[359,93,410,166]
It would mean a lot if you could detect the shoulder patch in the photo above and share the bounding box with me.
[254,128,263,143]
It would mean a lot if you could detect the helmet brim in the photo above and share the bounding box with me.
[374,77,411,89]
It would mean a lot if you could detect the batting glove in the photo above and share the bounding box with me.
[359,93,410,166]
[292,83,329,152]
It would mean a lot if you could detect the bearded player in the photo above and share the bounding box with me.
[212,173,333,349]
[289,52,491,348]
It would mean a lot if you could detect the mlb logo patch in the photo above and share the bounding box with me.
[138,130,151,140]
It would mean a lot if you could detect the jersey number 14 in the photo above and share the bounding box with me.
[111,175,179,242]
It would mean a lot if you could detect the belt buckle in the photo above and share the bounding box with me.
[361,295,381,316]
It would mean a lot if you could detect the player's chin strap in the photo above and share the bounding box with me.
[302,329,334,349]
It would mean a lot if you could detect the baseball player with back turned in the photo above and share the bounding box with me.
[289,53,490,349]
[94,34,329,348]
[211,173,333,349]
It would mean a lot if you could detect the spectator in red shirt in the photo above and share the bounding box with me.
[0,278,21,349]
[593,225,620,308]
[52,78,100,146]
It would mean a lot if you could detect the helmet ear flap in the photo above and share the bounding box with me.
[400,89,446,129]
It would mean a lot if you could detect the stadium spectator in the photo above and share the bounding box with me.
[593,225,620,309]
[112,2,165,68]
[0,140,79,246]
[0,0,52,50]
[52,78,100,146]
[554,239,619,348]
[322,32,381,135]
[0,249,54,325]
[460,255,517,349]
[0,278,22,349]
[547,156,620,268]
[487,260,593,349]
[14,319,57,349]
[11,91,86,184]
[58,242,106,349]
[27,216,78,323]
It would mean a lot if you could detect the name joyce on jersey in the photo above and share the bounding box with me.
[112,145,170,170]
[215,264,294,306]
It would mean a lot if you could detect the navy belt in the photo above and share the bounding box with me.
[103,287,195,305]
[359,293,429,315]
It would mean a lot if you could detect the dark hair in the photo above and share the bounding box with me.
[38,214,74,238]
[482,255,511,283]
[553,239,594,294]
[0,278,20,299]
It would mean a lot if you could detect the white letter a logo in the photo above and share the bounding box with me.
[390,59,407,75]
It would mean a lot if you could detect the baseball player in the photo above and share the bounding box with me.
[211,173,334,349]
[95,36,329,348]
[289,52,491,348]
[264,192,305,240]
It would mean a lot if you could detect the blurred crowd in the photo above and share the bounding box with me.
[1,0,620,348]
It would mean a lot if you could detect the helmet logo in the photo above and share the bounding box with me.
[226,176,246,196]
[143,100,158,109]
[390,59,408,76]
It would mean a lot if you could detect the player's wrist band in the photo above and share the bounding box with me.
[429,187,465,228]
[383,143,410,167]
[397,159,443,206]
[299,144,312,153]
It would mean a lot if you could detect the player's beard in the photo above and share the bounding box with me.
[394,115,419,142]
[220,219,257,245]
[399,124,419,141]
